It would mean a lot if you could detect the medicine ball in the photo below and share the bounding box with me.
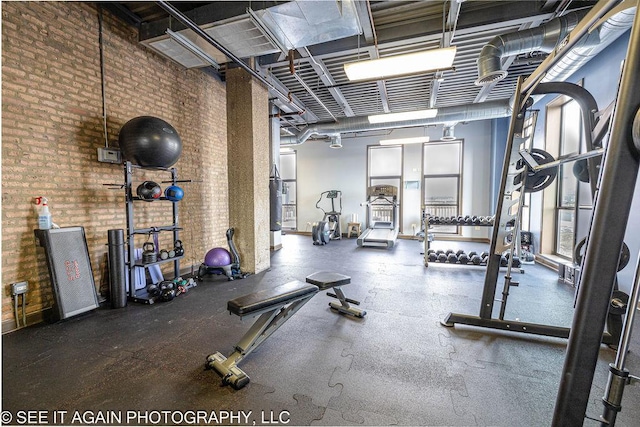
[118,116,183,168]
[204,247,232,267]
[137,181,162,201]
[164,185,184,202]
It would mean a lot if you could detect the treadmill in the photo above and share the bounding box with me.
[357,185,399,248]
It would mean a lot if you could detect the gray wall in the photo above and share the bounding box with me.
[292,120,494,240]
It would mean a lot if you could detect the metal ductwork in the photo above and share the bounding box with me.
[442,124,457,141]
[280,100,512,146]
[476,5,636,87]
[475,11,586,85]
[542,6,636,82]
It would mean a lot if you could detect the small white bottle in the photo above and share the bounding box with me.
[38,199,52,230]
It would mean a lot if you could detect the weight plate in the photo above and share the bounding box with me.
[574,237,630,272]
[514,148,557,193]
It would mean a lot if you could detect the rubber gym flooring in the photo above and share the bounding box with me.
[2,234,640,426]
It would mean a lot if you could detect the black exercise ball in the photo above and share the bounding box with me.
[118,116,182,168]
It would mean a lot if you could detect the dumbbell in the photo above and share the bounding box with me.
[428,253,438,262]
[456,249,465,256]
[436,249,445,255]
[500,255,509,267]
[458,253,470,264]
[438,253,448,263]
[146,282,160,297]
[470,255,482,265]
[445,249,454,255]
[512,257,522,269]
[480,251,489,259]
[457,215,464,224]
[481,255,489,265]
[427,248,435,255]
[468,251,477,258]
[479,216,488,225]
[447,253,459,263]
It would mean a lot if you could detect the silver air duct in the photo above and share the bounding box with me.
[280,100,512,146]
[329,134,342,148]
[542,6,636,82]
[475,11,585,86]
[442,124,457,141]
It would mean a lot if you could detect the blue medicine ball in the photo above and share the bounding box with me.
[164,185,184,202]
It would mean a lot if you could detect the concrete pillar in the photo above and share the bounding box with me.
[226,67,270,274]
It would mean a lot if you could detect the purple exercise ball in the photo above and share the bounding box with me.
[204,247,232,267]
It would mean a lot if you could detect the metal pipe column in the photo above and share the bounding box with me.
[552,5,640,425]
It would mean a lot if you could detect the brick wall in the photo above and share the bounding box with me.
[1,2,229,329]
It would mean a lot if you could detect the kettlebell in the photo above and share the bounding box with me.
[174,240,184,257]
[142,242,157,263]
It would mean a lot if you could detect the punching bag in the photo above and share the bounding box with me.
[269,165,282,231]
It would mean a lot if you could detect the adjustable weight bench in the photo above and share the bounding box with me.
[206,280,318,389]
[306,271,366,318]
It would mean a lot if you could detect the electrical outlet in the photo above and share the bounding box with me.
[97,147,121,164]
[11,281,28,295]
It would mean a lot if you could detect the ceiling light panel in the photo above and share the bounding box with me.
[344,47,457,81]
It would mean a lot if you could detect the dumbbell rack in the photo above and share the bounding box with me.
[123,161,183,304]
[423,216,524,271]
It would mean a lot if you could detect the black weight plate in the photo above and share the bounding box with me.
[515,149,557,193]
[575,237,630,272]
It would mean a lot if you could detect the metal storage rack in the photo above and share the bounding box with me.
[124,161,182,304]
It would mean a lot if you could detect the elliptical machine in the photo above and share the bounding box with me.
[197,228,247,280]
[312,190,342,245]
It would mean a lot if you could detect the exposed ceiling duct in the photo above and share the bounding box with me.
[442,124,457,141]
[280,100,512,146]
[475,11,586,86]
[542,5,636,82]
[476,5,636,87]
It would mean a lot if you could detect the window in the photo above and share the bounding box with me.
[555,100,581,258]
[423,141,462,233]
[279,151,297,231]
[367,145,402,230]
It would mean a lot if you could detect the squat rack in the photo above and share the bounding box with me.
[443,0,640,425]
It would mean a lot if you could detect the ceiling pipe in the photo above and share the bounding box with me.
[475,10,587,85]
[280,100,512,146]
[542,5,636,82]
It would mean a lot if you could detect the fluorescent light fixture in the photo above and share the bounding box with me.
[368,109,438,124]
[166,29,220,70]
[344,47,456,81]
[379,136,430,146]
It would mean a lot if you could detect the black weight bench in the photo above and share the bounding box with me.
[306,271,366,318]
[206,280,318,389]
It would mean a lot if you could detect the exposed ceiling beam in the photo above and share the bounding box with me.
[353,0,375,44]
[297,48,355,116]
[431,0,463,108]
